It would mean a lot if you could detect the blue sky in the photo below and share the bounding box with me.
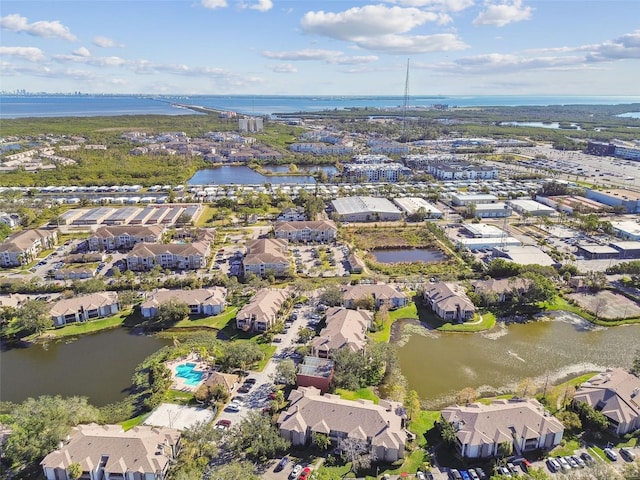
[1,0,639,95]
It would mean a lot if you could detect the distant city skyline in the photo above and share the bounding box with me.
[1,0,639,96]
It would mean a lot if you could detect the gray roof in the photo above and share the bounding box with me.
[441,398,563,448]
[40,424,180,475]
[331,196,401,215]
[50,292,119,317]
[573,369,640,426]
[141,287,226,309]
[278,387,406,451]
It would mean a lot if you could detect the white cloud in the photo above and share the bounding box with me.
[268,63,297,73]
[73,47,91,57]
[301,5,445,40]
[0,14,77,41]
[354,33,468,53]
[93,36,123,48]
[201,0,227,9]
[0,46,46,62]
[241,0,273,12]
[53,53,127,67]
[263,49,345,62]
[473,0,533,27]
[387,0,475,12]
[586,30,640,61]
[262,49,379,65]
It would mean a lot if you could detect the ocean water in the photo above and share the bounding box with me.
[1,94,639,119]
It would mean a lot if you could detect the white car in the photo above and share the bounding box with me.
[226,400,242,412]
[289,464,302,479]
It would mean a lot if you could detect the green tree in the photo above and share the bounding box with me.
[117,290,138,309]
[0,222,11,241]
[156,298,190,326]
[520,271,557,304]
[206,461,259,480]
[312,432,331,451]
[404,390,421,422]
[4,395,100,468]
[227,411,290,461]
[297,326,315,344]
[438,417,457,446]
[319,284,344,306]
[15,299,52,335]
[68,462,83,480]
[273,359,297,385]
[339,437,374,474]
[353,294,375,311]
[73,277,107,294]
[555,410,582,434]
[220,341,265,371]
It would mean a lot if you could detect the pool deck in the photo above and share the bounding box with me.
[165,353,212,392]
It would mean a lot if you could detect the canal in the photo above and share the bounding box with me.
[0,329,171,406]
[396,311,640,409]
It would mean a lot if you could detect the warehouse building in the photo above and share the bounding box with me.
[330,197,402,222]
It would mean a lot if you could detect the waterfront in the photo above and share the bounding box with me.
[396,312,639,409]
[187,165,316,185]
[3,94,640,119]
[0,329,171,406]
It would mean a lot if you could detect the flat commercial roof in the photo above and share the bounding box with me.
[331,196,401,215]
[611,221,640,236]
[578,244,619,255]
[611,241,640,250]
[451,193,499,201]
[508,199,556,214]
[598,189,640,201]
[463,223,504,238]
[493,245,557,266]
[459,237,521,250]
[393,197,442,216]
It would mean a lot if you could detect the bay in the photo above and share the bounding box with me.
[2,94,640,119]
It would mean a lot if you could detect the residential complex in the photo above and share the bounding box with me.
[40,424,180,480]
[236,288,289,332]
[278,386,407,462]
[243,238,290,277]
[0,229,58,267]
[50,292,120,327]
[140,287,227,318]
[441,398,564,458]
[273,220,337,243]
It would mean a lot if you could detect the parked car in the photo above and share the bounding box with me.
[474,468,487,480]
[289,465,302,479]
[299,466,312,480]
[275,456,289,472]
[620,447,636,461]
[226,400,241,412]
[468,469,480,480]
[507,462,518,474]
[215,419,231,430]
[604,448,618,461]
[581,451,595,465]
[448,470,462,480]
[496,466,511,477]
[459,470,471,480]
[416,471,426,480]
[546,458,560,473]
[557,456,571,471]
[565,456,578,469]
[571,455,585,468]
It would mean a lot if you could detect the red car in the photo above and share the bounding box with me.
[215,419,231,430]
[299,466,312,479]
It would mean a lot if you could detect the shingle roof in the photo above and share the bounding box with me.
[50,292,119,317]
[141,287,226,309]
[573,369,640,426]
[278,387,406,451]
[441,399,563,448]
[40,424,180,476]
[310,307,371,354]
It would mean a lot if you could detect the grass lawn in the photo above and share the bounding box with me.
[335,387,380,404]
[437,311,496,333]
[370,303,418,343]
[121,412,150,430]
[408,410,441,448]
[164,389,195,405]
[538,372,597,413]
[550,437,580,456]
[545,296,640,326]
[172,307,237,330]
[255,344,277,371]
[37,310,133,339]
[388,449,426,475]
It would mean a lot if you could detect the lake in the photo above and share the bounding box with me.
[0,329,171,406]
[396,311,639,409]
[188,166,316,185]
[261,165,337,176]
[372,248,445,264]
[500,121,582,130]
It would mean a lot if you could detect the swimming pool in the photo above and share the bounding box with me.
[175,362,205,387]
